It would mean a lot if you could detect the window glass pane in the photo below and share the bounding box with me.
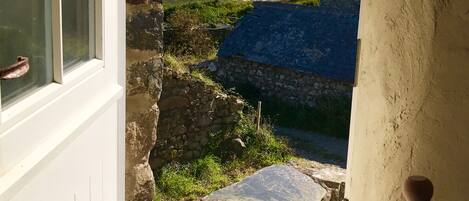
[0,0,53,106]
[62,0,95,70]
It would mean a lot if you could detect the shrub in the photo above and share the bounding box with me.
[234,113,293,167]
[164,0,253,25]
[165,9,215,57]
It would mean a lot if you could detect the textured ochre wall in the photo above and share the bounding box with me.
[346,0,469,200]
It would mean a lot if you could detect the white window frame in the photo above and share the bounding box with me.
[0,0,104,127]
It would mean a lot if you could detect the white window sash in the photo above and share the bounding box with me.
[0,0,104,124]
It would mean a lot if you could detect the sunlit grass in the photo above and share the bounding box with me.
[286,0,321,6]
[164,0,253,26]
[154,112,293,200]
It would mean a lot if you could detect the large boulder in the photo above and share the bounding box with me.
[203,165,327,201]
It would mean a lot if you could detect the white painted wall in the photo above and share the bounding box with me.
[0,0,125,200]
[9,105,119,201]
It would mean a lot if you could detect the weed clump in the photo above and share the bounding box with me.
[190,69,220,89]
[164,0,253,26]
[154,112,292,200]
[165,9,215,57]
[285,0,321,6]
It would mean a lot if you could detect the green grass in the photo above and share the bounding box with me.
[229,83,351,138]
[126,3,154,16]
[163,54,188,73]
[164,0,253,26]
[154,112,293,200]
[285,0,321,6]
[155,155,228,200]
[163,47,217,67]
[163,53,221,91]
[191,69,221,89]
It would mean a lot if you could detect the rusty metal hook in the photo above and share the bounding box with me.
[404,176,434,201]
[0,56,30,80]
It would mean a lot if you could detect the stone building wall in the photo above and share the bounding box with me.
[216,57,353,107]
[346,0,469,200]
[321,0,360,13]
[149,68,245,169]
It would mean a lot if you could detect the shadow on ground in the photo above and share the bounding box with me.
[274,127,348,168]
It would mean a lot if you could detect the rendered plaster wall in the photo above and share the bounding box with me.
[346,0,469,200]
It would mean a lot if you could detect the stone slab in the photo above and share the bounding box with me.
[203,165,326,201]
[311,167,346,189]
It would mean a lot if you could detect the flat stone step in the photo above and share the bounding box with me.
[203,165,327,201]
[311,167,346,189]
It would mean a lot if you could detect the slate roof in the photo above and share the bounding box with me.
[218,2,359,83]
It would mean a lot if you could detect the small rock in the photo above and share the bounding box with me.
[231,138,246,155]
[208,62,217,72]
[311,167,346,189]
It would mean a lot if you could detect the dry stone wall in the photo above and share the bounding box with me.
[216,57,353,107]
[149,68,245,169]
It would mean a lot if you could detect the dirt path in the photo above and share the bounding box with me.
[274,127,348,168]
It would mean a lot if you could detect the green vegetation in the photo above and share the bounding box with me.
[163,54,188,73]
[154,113,293,200]
[285,0,321,6]
[165,9,215,57]
[163,0,252,58]
[155,155,228,200]
[126,3,154,15]
[164,0,253,26]
[191,69,221,89]
[156,1,353,200]
[230,84,351,138]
